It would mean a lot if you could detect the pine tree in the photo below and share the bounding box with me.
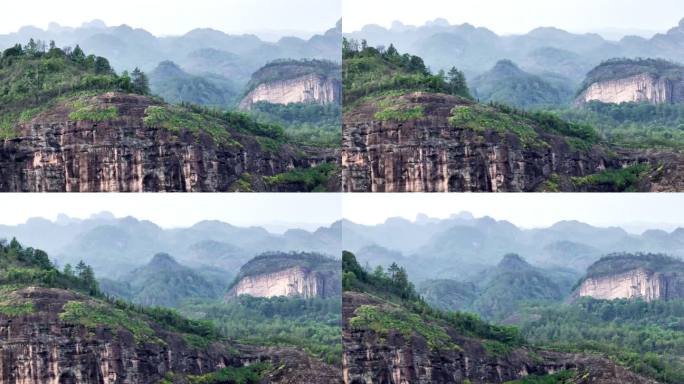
[131,67,150,95]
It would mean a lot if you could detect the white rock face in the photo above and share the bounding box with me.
[239,74,341,109]
[578,268,667,301]
[576,73,674,105]
[228,266,334,299]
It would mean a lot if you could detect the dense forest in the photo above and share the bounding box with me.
[342,38,471,106]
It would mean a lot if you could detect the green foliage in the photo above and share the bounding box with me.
[249,101,340,147]
[244,59,340,95]
[518,298,684,384]
[179,295,341,365]
[0,302,34,317]
[584,253,684,281]
[68,105,118,122]
[578,58,683,96]
[60,300,160,343]
[571,164,650,191]
[374,102,424,122]
[343,38,472,105]
[554,101,684,151]
[350,304,461,350]
[343,251,523,347]
[233,252,339,285]
[448,104,540,147]
[142,105,235,145]
[264,163,337,192]
[185,362,271,384]
[0,40,148,138]
[504,370,578,384]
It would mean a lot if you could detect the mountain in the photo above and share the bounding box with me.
[226,252,341,299]
[574,253,684,301]
[239,59,341,109]
[0,45,338,192]
[341,44,684,192]
[149,60,238,107]
[419,254,573,321]
[100,253,229,307]
[0,20,341,85]
[344,17,684,88]
[342,251,655,383]
[0,239,340,383]
[576,58,684,105]
[471,59,574,108]
[0,212,341,278]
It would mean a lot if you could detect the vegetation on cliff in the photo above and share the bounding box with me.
[243,59,340,96]
[578,58,684,95]
[517,297,684,383]
[249,101,341,147]
[180,295,342,365]
[342,38,472,106]
[0,40,149,138]
[233,252,339,284]
[343,251,523,348]
[582,252,684,280]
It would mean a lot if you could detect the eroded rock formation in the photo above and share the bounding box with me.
[343,292,656,384]
[0,92,335,192]
[577,267,684,302]
[576,73,684,105]
[227,265,340,299]
[239,73,341,109]
[0,287,341,384]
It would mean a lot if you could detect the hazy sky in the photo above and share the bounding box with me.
[0,0,341,37]
[343,194,684,231]
[343,0,683,37]
[0,194,341,230]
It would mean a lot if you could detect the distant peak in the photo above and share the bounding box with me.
[498,253,530,270]
[449,211,474,220]
[81,19,107,29]
[89,211,115,220]
[148,253,180,268]
[426,18,450,27]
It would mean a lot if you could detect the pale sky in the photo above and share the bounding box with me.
[0,194,341,231]
[0,0,341,37]
[343,0,684,37]
[343,194,684,232]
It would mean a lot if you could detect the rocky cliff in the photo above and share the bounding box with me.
[343,291,656,384]
[239,73,341,109]
[343,92,617,192]
[0,286,341,384]
[227,265,340,299]
[0,92,336,192]
[226,252,341,300]
[574,253,684,301]
[576,58,684,105]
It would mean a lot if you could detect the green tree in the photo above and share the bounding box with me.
[447,66,471,99]
[131,67,150,95]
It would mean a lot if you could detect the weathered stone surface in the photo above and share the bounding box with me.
[0,287,341,384]
[0,92,336,192]
[226,266,341,300]
[577,73,684,105]
[577,268,684,302]
[343,292,656,384]
[239,73,341,110]
[342,92,684,192]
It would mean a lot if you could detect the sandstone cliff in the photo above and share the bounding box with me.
[227,265,340,299]
[574,253,684,301]
[343,292,656,384]
[226,252,341,300]
[0,286,341,384]
[0,92,336,192]
[239,73,341,109]
[576,58,684,105]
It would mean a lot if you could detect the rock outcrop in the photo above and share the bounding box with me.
[0,92,336,192]
[239,73,341,109]
[227,265,340,299]
[343,92,616,192]
[343,291,656,384]
[577,72,684,105]
[574,253,684,301]
[0,286,341,384]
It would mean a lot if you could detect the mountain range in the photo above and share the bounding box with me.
[0,212,341,278]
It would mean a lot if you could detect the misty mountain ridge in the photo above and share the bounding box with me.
[0,212,341,279]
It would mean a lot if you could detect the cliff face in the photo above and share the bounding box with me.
[577,267,684,301]
[239,73,341,109]
[343,92,617,192]
[0,287,341,384]
[227,266,340,299]
[0,92,335,192]
[576,73,684,105]
[343,292,656,384]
